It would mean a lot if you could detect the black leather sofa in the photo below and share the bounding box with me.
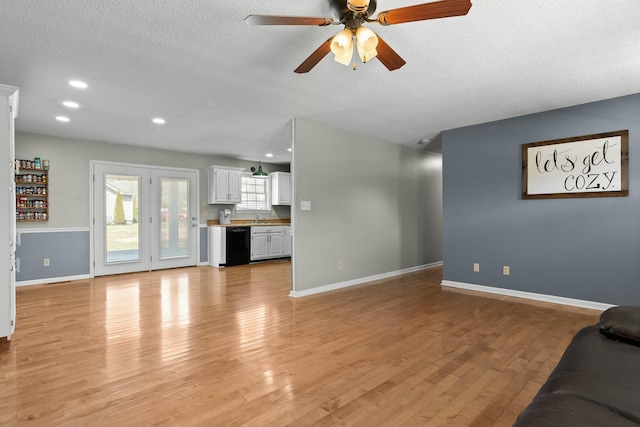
[513,306,640,427]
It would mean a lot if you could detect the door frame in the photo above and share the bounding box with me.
[89,160,200,277]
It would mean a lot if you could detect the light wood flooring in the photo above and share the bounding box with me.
[0,262,601,426]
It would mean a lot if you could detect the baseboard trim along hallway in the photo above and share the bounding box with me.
[289,262,443,298]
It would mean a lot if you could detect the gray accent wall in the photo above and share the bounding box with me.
[16,227,210,282]
[16,230,90,281]
[442,93,640,305]
[292,119,443,292]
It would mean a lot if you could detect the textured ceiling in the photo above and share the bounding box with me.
[1,0,639,164]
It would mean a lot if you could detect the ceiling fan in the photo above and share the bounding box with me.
[245,0,472,73]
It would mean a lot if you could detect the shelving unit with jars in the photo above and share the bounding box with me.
[15,158,49,222]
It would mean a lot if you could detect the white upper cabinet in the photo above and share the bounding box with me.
[271,172,291,206]
[208,166,243,204]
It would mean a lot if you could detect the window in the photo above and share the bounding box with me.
[236,174,270,211]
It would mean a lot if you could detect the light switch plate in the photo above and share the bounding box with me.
[301,201,311,211]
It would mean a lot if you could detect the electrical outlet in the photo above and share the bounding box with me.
[44,258,50,267]
[338,261,344,271]
[503,265,510,276]
[473,263,480,272]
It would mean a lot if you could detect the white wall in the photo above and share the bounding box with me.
[15,132,290,229]
[292,119,442,293]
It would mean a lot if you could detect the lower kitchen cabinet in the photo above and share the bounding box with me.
[210,225,291,267]
[283,226,291,256]
[251,226,284,261]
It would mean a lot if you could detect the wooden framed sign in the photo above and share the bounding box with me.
[522,130,629,199]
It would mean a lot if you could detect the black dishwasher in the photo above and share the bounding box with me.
[225,227,250,266]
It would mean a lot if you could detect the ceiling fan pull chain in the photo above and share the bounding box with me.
[353,42,357,70]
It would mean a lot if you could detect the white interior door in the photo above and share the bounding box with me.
[93,163,198,276]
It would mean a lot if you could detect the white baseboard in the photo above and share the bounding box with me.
[289,262,442,298]
[17,274,91,287]
[441,280,615,311]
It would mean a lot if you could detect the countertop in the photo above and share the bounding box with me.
[207,219,291,227]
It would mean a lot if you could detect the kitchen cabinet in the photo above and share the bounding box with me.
[251,226,284,261]
[207,165,243,204]
[283,226,291,256]
[270,171,291,206]
[208,226,226,267]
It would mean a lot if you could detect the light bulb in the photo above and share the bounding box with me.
[356,27,378,63]
[331,29,354,66]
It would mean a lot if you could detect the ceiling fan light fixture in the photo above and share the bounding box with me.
[330,29,354,65]
[347,0,370,13]
[356,26,378,62]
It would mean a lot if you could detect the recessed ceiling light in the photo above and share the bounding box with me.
[69,80,88,89]
[152,118,166,125]
[56,116,70,122]
[287,148,292,152]
[63,101,80,109]
[265,153,274,158]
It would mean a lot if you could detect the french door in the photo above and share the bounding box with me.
[92,162,198,276]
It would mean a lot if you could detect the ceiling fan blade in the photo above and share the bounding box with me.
[245,15,333,26]
[376,0,472,25]
[294,38,333,74]
[375,36,406,71]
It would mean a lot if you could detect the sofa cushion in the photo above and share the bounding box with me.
[514,325,640,426]
[514,393,640,427]
[599,306,640,345]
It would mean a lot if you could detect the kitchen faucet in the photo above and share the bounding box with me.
[255,215,264,224]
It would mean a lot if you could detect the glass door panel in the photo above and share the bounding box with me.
[105,174,141,263]
[160,177,189,259]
